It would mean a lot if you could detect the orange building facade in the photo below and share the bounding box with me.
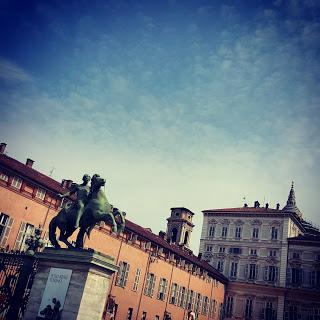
[0,143,227,320]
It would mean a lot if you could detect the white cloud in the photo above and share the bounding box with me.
[0,58,32,82]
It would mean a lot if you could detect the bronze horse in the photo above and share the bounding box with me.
[49,175,125,249]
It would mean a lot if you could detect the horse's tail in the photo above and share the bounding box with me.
[48,217,59,248]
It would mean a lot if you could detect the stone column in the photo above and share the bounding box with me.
[24,248,118,320]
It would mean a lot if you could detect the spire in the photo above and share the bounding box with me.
[282,181,302,217]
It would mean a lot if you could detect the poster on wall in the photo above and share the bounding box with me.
[37,267,72,320]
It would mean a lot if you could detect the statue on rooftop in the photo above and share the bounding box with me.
[48,174,126,249]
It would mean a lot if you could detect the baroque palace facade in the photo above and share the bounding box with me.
[199,186,320,320]
[0,143,227,320]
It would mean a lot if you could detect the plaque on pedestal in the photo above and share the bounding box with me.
[24,248,118,320]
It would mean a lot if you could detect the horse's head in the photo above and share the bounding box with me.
[91,174,106,191]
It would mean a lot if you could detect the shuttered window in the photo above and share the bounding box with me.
[169,283,179,305]
[11,176,22,189]
[144,273,156,297]
[157,278,168,301]
[0,213,13,248]
[115,261,130,287]
[132,268,141,291]
[14,222,35,251]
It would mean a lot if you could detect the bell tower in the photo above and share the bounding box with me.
[166,207,195,248]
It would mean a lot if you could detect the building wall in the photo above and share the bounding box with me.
[199,210,310,320]
[0,163,226,320]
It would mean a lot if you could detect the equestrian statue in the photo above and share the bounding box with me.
[49,174,126,249]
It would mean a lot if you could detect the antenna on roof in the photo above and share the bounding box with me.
[49,167,55,177]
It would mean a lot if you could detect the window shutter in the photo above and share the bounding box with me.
[144,273,150,295]
[264,266,268,281]
[256,265,259,279]
[0,216,14,248]
[275,267,279,282]
[151,275,156,297]
[116,262,123,286]
[163,279,167,300]
[124,263,130,287]
[175,285,180,305]
[14,221,26,250]
[286,268,292,285]
[245,264,248,278]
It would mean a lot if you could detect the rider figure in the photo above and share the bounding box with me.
[58,174,91,228]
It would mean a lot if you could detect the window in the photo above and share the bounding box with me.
[170,283,179,304]
[252,227,259,239]
[141,311,147,320]
[311,270,320,288]
[202,296,209,315]
[115,261,130,287]
[230,262,238,279]
[209,299,217,317]
[0,172,8,182]
[225,296,233,317]
[0,213,11,247]
[269,250,277,257]
[132,268,141,291]
[35,188,46,200]
[221,226,228,238]
[229,247,242,254]
[144,273,156,297]
[206,245,213,252]
[246,264,258,280]
[235,227,242,239]
[194,293,202,314]
[291,268,302,286]
[219,246,225,253]
[264,301,276,320]
[127,308,133,320]
[14,222,35,251]
[217,260,224,272]
[265,266,278,282]
[271,227,278,240]
[178,286,187,308]
[187,290,195,311]
[208,226,215,237]
[250,249,257,256]
[11,176,22,189]
[245,298,253,319]
[155,316,160,320]
[157,278,168,301]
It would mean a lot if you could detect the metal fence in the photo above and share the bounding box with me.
[0,251,38,319]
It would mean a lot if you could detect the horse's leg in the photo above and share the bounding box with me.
[105,213,117,233]
[76,227,86,248]
[48,217,61,248]
[59,228,76,249]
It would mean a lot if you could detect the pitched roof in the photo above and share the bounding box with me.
[0,153,67,194]
[124,219,228,284]
[203,207,282,213]
[0,152,228,284]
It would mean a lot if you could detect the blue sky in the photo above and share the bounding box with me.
[1,0,320,252]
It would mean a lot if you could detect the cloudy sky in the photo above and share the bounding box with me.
[1,0,319,252]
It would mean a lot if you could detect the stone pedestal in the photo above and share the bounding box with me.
[24,248,118,320]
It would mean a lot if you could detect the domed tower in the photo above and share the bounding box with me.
[282,182,302,218]
[166,207,195,248]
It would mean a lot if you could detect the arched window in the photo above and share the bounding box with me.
[184,231,189,245]
[171,228,178,243]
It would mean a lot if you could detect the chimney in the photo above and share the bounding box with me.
[26,158,34,168]
[0,143,7,154]
[198,253,202,260]
[254,200,260,208]
[159,231,166,239]
[276,203,280,210]
[265,203,269,210]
